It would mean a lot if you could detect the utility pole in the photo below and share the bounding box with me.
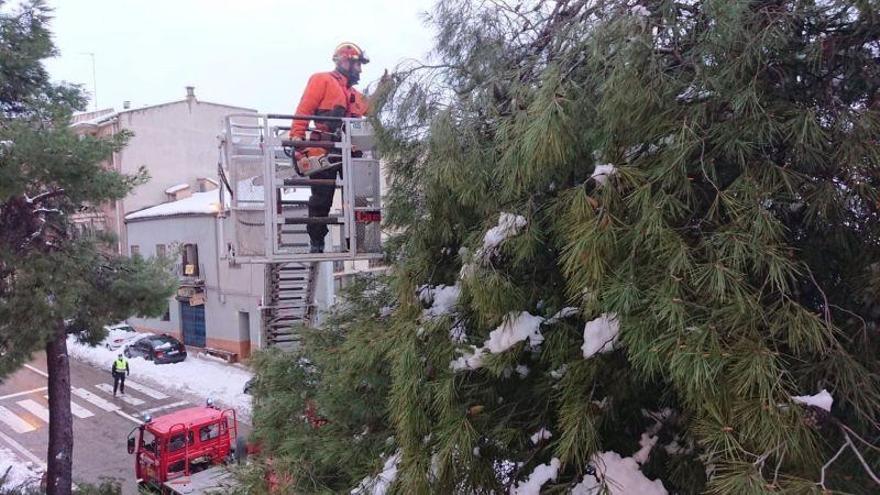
[81,52,97,111]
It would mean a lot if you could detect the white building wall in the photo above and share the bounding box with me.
[125,214,264,358]
[118,100,255,214]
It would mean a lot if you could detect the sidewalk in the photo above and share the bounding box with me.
[66,335,254,420]
[0,445,42,491]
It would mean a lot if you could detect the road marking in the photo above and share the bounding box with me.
[0,387,48,401]
[113,409,144,425]
[43,396,94,419]
[16,399,49,423]
[140,401,189,416]
[0,405,35,433]
[23,364,48,378]
[72,388,118,412]
[95,384,145,406]
[0,430,46,470]
[123,380,169,400]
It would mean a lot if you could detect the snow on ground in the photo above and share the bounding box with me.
[511,458,560,495]
[791,389,833,412]
[582,314,620,359]
[571,451,668,495]
[67,336,253,417]
[0,447,42,491]
[630,5,651,17]
[351,451,400,495]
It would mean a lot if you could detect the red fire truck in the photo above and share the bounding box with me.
[127,400,245,494]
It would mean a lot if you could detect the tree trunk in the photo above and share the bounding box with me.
[45,322,73,495]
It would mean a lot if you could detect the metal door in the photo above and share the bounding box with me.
[180,301,206,347]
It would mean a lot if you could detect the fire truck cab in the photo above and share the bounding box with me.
[127,401,241,494]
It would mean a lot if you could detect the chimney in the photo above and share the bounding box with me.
[165,183,192,202]
[186,86,196,101]
[197,177,219,192]
[123,101,131,110]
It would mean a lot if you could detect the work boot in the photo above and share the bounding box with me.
[309,243,324,254]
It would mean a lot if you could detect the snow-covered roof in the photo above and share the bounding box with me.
[125,190,223,221]
[125,179,311,222]
[70,108,117,127]
[71,100,257,129]
[165,183,191,194]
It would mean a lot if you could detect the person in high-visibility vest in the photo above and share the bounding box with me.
[111,353,130,396]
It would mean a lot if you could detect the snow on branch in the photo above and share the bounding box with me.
[530,428,552,445]
[460,213,528,279]
[511,458,560,495]
[582,314,619,358]
[572,451,668,495]
[419,284,461,319]
[450,311,544,371]
[591,164,617,186]
[351,451,401,495]
[791,389,833,412]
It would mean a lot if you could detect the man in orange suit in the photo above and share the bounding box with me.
[290,42,370,253]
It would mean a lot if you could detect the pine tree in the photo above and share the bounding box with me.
[0,2,176,493]
[250,1,880,493]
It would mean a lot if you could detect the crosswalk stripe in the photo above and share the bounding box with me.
[72,388,118,412]
[69,400,95,419]
[123,380,168,400]
[140,401,189,417]
[95,384,144,406]
[0,405,35,433]
[0,386,48,401]
[44,396,95,419]
[16,399,49,423]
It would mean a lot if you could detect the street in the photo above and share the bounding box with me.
[0,354,250,494]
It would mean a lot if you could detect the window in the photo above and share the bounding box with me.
[168,431,194,453]
[182,243,199,277]
[161,305,171,322]
[141,430,158,454]
[333,260,345,273]
[156,244,166,258]
[130,245,140,256]
[199,423,221,442]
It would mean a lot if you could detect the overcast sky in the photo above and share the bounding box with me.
[43,0,437,113]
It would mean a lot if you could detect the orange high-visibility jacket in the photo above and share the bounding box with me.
[289,71,368,157]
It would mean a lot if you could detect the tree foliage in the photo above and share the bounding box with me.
[252,1,880,493]
[0,0,175,377]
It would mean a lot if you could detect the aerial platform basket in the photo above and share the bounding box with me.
[218,113,383,264]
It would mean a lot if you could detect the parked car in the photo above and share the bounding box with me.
[243,377,256,395]
[102,323,140,351]
[124,334,187,364]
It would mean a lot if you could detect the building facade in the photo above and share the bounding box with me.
[123,187,334,359]
[124,190,262,358]
[71,87,255,253]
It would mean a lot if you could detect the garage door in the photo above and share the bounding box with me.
[180,301,206,348]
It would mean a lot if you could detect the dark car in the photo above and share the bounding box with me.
[124,334,187,364]
[243,377,256,394]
